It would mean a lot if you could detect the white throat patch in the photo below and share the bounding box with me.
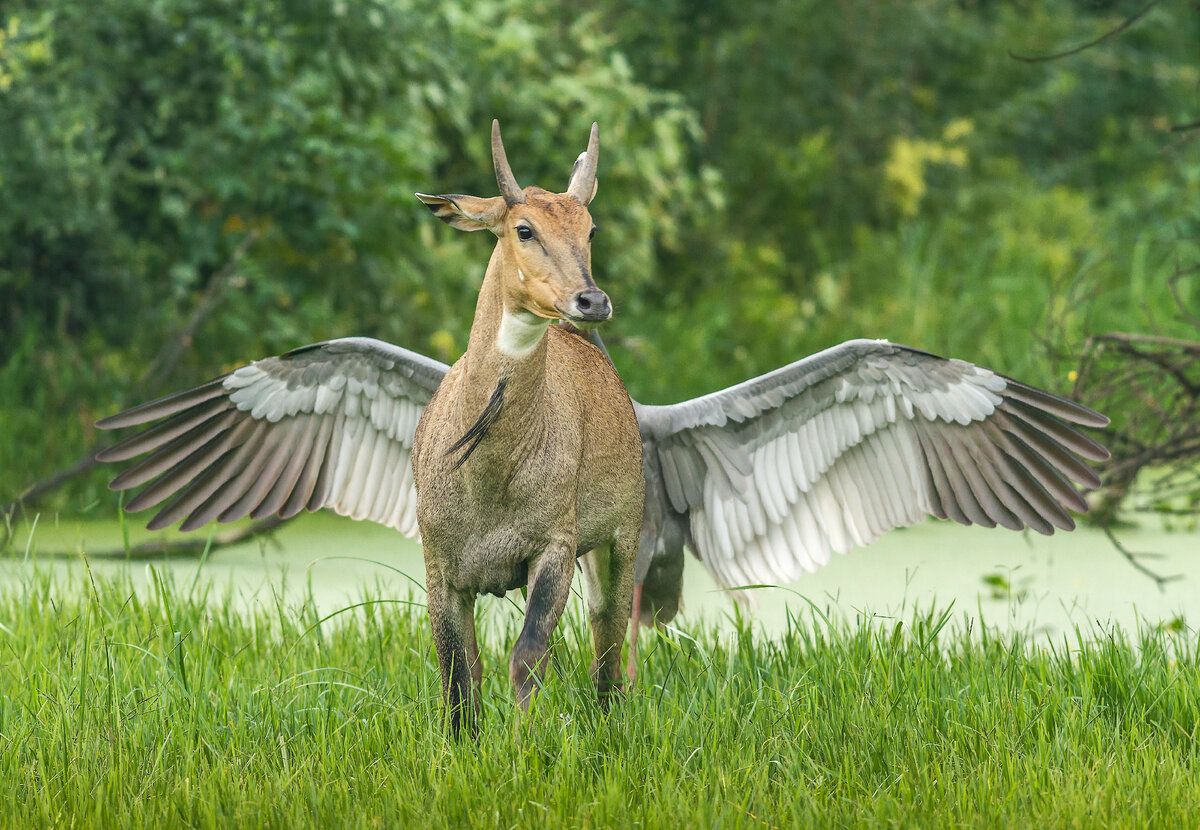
[497,309,549,358]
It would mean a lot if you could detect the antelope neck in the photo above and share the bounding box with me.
[459,247,550,441]
[497,308,550,358]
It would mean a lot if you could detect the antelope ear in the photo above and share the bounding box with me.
[415,193,507,233]
[567,152,599,204]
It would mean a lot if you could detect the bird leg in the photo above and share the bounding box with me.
[626,581,643,682]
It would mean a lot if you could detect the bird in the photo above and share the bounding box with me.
[95,330,1109,647]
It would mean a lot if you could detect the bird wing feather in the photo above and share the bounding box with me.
[637,339,1109,588]
[96,337,448,536]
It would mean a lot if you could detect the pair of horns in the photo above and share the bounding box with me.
[490,119,599,206]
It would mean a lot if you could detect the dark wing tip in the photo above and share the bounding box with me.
[94,413,124,430]
[1002,378,1111,429]
[95,378,228,430]
[1066,403,1110,430]
[146,512,176,532]
[94,445,122,463]
[1049,513,1076,533]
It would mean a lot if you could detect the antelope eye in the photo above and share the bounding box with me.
[516,225,534,241]
[588,226,597,241]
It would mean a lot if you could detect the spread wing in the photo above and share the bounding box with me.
[96,337,449,535]
[636,339,1110,589]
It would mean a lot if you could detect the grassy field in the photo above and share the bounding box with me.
[1,567,1198,829]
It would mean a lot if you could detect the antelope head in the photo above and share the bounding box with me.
[417,120,609,330]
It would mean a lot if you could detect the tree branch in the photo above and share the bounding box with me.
[33,515,291,561]
[1102,527,1182,591]
[139,231,259,389]
[1009,1,1159,63]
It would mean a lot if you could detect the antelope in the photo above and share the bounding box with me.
[410,122,643,731]
[96,120,643,735]
[96,119,1110,730]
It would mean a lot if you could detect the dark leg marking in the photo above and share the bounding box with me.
[428,574,481,737]
[510,544,575,709]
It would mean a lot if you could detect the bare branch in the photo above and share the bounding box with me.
[1089,331,1200,351]
[1009,1,1159,63]
[28,515,292,561]
[1072,322,1200,553]
[1,453,100,525]
[140,231,259,389]
[1102,527,1182,591]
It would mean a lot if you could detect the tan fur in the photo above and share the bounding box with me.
[412,144,643,735]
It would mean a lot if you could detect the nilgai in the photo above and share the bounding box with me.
[97,121,645,734]
[96,120,1110,719]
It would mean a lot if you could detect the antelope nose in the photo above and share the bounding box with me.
[571,289,612,322]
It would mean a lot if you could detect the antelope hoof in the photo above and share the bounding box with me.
[510,644,543,710]
[596,679,625,711]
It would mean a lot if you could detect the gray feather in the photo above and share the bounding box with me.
[96,398,232,462]
[97,337,447,536]
[109,411,238,491]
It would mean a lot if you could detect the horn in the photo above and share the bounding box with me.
[567,122,599,204]
[491,119,524,206]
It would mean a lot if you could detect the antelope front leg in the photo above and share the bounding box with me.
[427,570,481,737]
[510,541,574,710]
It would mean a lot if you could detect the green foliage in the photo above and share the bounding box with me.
[0,567,1197,827]
[1,0,1196,509]
[0,0,706,501]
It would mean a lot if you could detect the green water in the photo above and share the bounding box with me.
[4,512,1197,639]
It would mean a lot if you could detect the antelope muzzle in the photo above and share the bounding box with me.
[568,289,612,323]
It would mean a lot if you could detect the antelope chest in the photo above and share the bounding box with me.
[413,416,585,597]
[415,480,577,596]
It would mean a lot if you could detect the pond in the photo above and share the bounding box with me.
[4,512,1197,641]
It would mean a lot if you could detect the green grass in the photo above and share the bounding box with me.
[1,567,1198,828]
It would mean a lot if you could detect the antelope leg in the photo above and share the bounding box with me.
[510,540,575,710]
[582,526,637,706]
[427,568,481,738]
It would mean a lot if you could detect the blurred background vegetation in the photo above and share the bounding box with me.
[1,0,1196,519]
